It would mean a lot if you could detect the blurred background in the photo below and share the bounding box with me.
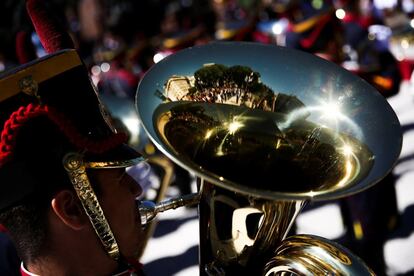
[1,0,414,275]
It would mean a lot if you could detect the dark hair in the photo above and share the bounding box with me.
[0,197,50,263]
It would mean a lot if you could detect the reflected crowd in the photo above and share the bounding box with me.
[0,0,413,275]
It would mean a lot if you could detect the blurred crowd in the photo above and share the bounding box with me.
[1,0,414,275]
[1,0,413,96]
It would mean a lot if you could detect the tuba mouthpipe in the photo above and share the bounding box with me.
[137,192,200,226]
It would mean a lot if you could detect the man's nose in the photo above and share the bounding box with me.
[126,161,152,198]
[129,176,143,198]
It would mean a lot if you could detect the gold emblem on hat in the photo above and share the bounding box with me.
[19,75,39,97]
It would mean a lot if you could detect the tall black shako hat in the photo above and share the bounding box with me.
[0,0,141,260]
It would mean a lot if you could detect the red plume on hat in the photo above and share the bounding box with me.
[0,0,141,214]
[0,2,140,261]
[26,0,75,53]
[15,31,37,64]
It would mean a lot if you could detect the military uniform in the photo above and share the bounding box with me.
[20,261,145,276]
[0,0,146,275]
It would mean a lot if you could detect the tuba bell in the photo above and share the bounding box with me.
[135,42,402,275]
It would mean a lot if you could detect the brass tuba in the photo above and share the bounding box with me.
[135,42,402,275]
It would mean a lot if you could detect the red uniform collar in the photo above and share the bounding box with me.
[20,263,37,276]
[20,262,145,276]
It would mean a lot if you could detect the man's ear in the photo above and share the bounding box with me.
[51,190,88,230]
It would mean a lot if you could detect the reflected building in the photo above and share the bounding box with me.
[165,75,195,101]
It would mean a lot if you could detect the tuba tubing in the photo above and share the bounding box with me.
[137,192,200,226]
[136,185,376,275]
[264,234,376,276]
[135,42,402,276]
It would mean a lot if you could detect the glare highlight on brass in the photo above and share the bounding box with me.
[147,61,377,274]
[155,72,373,196]
[136,43,402,276]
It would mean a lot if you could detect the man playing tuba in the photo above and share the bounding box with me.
[0,0,147,275]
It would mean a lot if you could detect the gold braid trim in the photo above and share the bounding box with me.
[63,153,120,260]
[85,157,144,169]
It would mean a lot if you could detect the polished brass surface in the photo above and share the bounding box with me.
[154,101,374,199]
[63,153,120,260]
[138,192,200,226]
[135,42,402,275]
[264,234,375,275]
[137,43,401,201]
[199,180,305,275]
[137,184,303,274]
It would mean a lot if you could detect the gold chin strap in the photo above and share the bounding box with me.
[62,152,143,260]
